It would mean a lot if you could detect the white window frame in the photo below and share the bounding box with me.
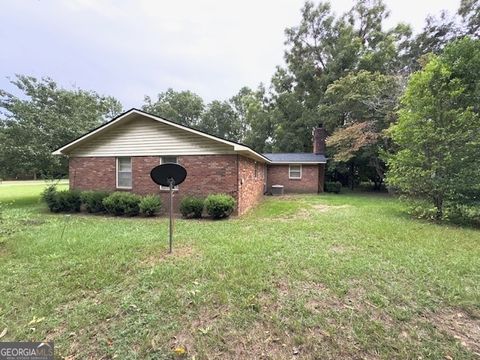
[159,156,179,191]
[289,164,302,179]
[116,157,132,189]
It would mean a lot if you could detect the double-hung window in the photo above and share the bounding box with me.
[288,164,302,179]
[160,156,179,190]
[116,157,132,189]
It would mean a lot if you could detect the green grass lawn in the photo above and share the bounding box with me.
[0,182,479,359]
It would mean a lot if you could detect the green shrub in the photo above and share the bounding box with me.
[139,195,162,217]
[405,197,480,225]
[408,202,439,221]
[325,181,342,194]
[80,191,110,213]
[42,185,59,212]
[204,194,235,219]
[42,185,81,212]
[103,192,141,216]
[55,190,82,212]
[180,196,204,218]
[449,204,480,224]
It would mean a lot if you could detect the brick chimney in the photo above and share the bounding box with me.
[312,124,327,155]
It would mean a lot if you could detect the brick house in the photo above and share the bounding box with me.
[53,109,326,215]
[264,127,327,194]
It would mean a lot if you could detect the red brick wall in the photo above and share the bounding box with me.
[237,156,266,215]
[266,164,323,194]
[318,164,325,193]
[69,157,116,191]
[69,156,324,213]
[132,156,160,194]
[69,155,240,214]
[179,155,238,198]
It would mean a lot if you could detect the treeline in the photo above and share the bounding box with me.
[0,0,478,191]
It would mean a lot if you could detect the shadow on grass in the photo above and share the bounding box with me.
[2,196,42,208]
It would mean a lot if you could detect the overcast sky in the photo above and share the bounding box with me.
[0,0,461,108]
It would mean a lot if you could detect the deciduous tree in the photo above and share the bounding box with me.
[198,100,240,141]
[143,88,204,127]
[0,75,122,179]
[230,86,273,152]
[386,38,480,219]
[270,0,411,157]
[321,70,400,188]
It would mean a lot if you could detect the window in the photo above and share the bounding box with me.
[161,156,177,164]
[160,156,178,190]
[116,157,132,189]
[289,164,302,179]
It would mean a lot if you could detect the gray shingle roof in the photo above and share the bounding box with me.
[262,153,327,163]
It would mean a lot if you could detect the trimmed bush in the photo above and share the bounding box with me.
[139,195,162,217]
[56,190,82,212]
[42,185,81,213]
[325,181,342,194]
[179,196,204,218]
[42,185,59,212]
[204,194,235,219]
[81,191,110,213]
[102,192,141,216]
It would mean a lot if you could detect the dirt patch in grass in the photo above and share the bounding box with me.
[169,305,230,358]
[47,290,108,355]
[20,218,46,226]
[266,209,308,221]
[428,308,480,355]
[274,195,304,201]
[263,279,372,317]
[49,290,144,358]
[301,204,350,218]
[225,321,301,360]
[271,204,350,222]
[329,243,355,254]
[138,245,198,268]
[242,280,390,359]
[54,290,102,314]
[302,282,359,313]
[311,204,350,213]
[258,278,291,312]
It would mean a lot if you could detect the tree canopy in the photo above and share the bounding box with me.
[142,88,204,127]
[0,75,122,179]
[386,37,480,219]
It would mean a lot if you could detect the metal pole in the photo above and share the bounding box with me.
[169,179,174,253]
[59,214,71,241]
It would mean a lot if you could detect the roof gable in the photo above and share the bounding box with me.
[53,109,270,162]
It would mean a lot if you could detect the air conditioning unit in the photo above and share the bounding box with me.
[271,184,284,196]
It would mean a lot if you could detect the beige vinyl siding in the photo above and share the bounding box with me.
[68,116,235,156]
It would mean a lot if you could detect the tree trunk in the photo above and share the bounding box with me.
[433,195,443,220]
[372,158,385,187]
[350,163,355,190]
